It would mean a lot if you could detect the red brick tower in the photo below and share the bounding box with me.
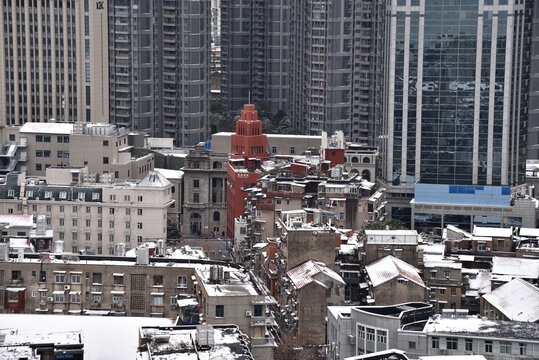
[226,104,269,237]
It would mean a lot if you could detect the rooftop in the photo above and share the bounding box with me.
[196,266,260,297]
[423,315,539,341]
[519,227,539,238]
[473,226,513,238]
[154,168,184,180]
[136,172,171,188]
[482,278,539,322]
[137,325,253,360]
[366,255,425,288]
[491,256,539,279]
[19,122,74,134]
[365,230,418,244]
[0,214,34,228]
[287,260,345,289]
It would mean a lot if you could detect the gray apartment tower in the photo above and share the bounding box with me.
[220,0,290,113]
[382,0,532,187]
[529,0,539,159]
[287,0,384,145]
[108,0,210,146]
[0,0,109,125]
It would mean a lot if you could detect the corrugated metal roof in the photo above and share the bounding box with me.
[366,255,425,288]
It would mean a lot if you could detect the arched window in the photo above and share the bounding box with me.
[362,169,371,182]
[351,156,359,163]
[363,157,370,164]
[213,211,220,221]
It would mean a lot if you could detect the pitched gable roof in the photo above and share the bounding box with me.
[366,255,425,288]
[483,278,539,322]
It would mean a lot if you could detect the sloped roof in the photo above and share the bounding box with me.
[473,226,512,238]
[482,278,539,322]
[492,256,539,279]
[287,260,345,289]
[0,214,33,227]
[19,122,73,134]
[366,255,425,288]
[137,172,171,188]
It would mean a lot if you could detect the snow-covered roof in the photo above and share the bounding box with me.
[0,314,172,360]
[138,325,254,360]
[137,172,171,188]
[492,256,539,279]
[366,255,425,288]
[19,122,74,134]
[423,315,538,341]
[196,266,260,297]
[473,226,512,238]
[365,230,418,245]
[424,260,462,270]
[482,278,539,322]
[327,306,353,320]
[0,214,33,228]
[519,227,539,238]
[287,260,345,289]
[419,356,487,360]
[154,168,184,180]
[465,270,491,295]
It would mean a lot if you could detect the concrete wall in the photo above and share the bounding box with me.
[285,229,337,270]
[373,278,426,306]
[364,243,418,267]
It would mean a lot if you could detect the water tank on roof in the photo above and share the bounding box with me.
[54,240,64,253]
[136,247,150,265]
[117,242,126,257]
[156,239,165,257]
[0,243,8,261]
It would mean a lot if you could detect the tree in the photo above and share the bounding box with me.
[275,330,325,360]
[210,101,226,114]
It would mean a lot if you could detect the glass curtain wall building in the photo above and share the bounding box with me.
[382,0,531,187]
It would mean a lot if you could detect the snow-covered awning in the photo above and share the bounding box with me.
[52,290,64,295]
[84,309,110,316]
[5,287,26,292]
[151,292,164,296]
[69,291,81,295]
[111,291,125,295]
[54,270,66,273]
[113,273,124,277]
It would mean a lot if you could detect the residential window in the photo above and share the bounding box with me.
[57,136,63,143]
[109,208,115,214]
[451,288,456,296]
[60,219,65,226]
[44,136,51,142]
[109,235,114,242]
[177,276,187,288]
[54,292,65,303]
[45,192,52,199]
[86,220,91,227]
[126,222,131,229]
[103,157,109,164]
[125,235,131,243]
[126,208,131,215]
[92,273,102,284]
[70,292,81,303]
[376,330,387,344]
[72,219,78,227]
[444,271,450,279]
[92,193,100,200]
[193,193,200,203]
[447,337,458,350]
[39,271,46,282]
[357,325,365,339]
[152,295,164,306]
[71,273,81,284]
[44,150,51,157]
[170,296,177,305]
[138,196,143,202]
[113,296,123,308]
[137,236,143,243]
[271,146,277,154]
[500,341,511,354]
[114,275,124,285]
[432,337,440,349]
[110,195,116,201]
[103,140,109,146]
[98,220,102,228]
[153,275,163,286]
[193,179,200,188]
[430,271,436,278]
[215,305,224,318]
[36,164,42,171]
[485,340,492,353]
[290,146,295,154]
[439,288,446,295]
[124,195,131,201]
[366,328,375,342]
[86,207,91,213]
[109,221,114,228]
[91,294,101,306]
[254,304,263,317]
[137,223,143,229]
[409,341,416,349]
[36,135,43,142]
[137,209,143,216]
[520,343,527,356]
[59,191,67,199]
[54,272,65,283]
[465,339,473,351]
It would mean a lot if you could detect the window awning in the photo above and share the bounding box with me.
[52,290,64,295]
[91,291,103,295]
[151,292,164,296]
[69,291,81,295]
[113,273,124,277]
[54,270,66,273]
[111,291,125,295]
[6,287,26,292]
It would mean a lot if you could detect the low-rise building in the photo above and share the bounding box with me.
[423,260,462,313]
[364,230,419,267]
[0,169,173,255]
[491,256,539,288]
[195,264,277,360]
[0,328,83,360]
[282,260,345,344]
[365,256,427,305]
[181,143,227,237]
[481,277,539,322]
[137,324,254,360]
[5,122,154,179]
[328,303,539,360]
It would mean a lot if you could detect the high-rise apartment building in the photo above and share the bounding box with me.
[220,0,289,113]
[108,0,210,146]
[288,0,384,145]
[529,0,539,159]
[0,0,109,125]
[383,0,531,188]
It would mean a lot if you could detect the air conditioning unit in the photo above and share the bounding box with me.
[64,285,71,291]
[347,335,355,345]
[48,297,54,302]
[245,311,252,317]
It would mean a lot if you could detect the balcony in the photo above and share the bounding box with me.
[251,314,277,327]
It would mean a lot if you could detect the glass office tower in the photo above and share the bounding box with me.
[383,0,531,187]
